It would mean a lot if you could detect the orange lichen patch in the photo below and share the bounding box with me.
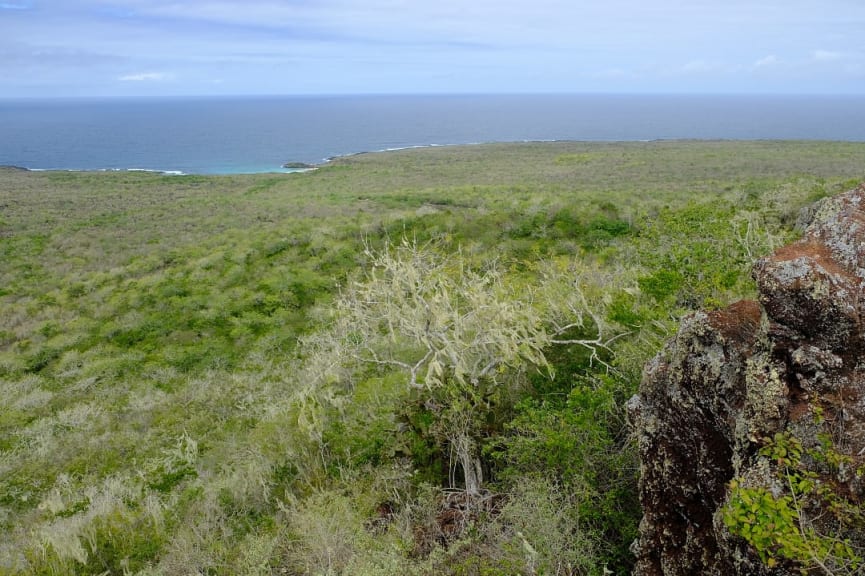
[708,300,761,344]
[770,239,852,280]
[788,404,810,422]
[786,389,811,421]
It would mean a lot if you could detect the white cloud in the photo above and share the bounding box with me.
[812,49,842,62]
[7,0,865,95]
[118,71,168,82]
[753,55,780,68]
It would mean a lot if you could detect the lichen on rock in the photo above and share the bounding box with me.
[630,183,865,575]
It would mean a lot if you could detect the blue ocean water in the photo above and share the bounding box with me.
[1,94,864,174]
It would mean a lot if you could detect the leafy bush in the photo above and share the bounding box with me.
[491,375,640,572]
[724,432,865,574]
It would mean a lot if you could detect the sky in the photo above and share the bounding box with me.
[1,0,864,97]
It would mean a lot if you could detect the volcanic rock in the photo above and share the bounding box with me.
[630,184,865,575]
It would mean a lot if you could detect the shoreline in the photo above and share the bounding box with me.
[4,138,864,176]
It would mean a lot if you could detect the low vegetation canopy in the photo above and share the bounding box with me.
[2,141,865,574]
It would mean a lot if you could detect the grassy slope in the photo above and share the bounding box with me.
[1,141,865,575]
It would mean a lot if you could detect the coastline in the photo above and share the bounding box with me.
[2,141,494,175]
[4,94,865,176]
[4,138,865,176]
[3,139,632,175]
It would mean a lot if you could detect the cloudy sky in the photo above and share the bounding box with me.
[1,0,864,97]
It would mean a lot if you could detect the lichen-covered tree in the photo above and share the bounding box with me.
[294,239,620,494]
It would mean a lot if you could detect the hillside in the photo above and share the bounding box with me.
[2,141,865,575]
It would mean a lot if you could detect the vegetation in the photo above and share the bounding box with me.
[1,141,865,575]
[725,432,865,574]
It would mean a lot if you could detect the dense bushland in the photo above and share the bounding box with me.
[2,141,865,574]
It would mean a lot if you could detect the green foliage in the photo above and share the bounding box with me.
[724,432,864,574]
[504,206,631,256]
[637,269,684,302]
[635,200,782,309]
[79,511,166,575]
[491,375,640,572]
[725,482,810,571]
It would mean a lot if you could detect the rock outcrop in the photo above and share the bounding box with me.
[629,184,865,575]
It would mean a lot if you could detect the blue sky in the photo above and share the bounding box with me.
[1,0,864,97]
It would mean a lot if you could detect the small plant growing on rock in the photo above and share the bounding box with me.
[724,431,864,575]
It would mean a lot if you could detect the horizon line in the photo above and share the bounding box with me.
[2,91,865,101]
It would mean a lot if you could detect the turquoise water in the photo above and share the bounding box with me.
[1,94,864,174]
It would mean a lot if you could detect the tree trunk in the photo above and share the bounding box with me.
[453,433,483,495]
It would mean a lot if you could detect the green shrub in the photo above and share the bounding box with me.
[724,431,865,573]
[492,376,639,572]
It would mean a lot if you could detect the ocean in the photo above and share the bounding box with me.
[1,94,864,175]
